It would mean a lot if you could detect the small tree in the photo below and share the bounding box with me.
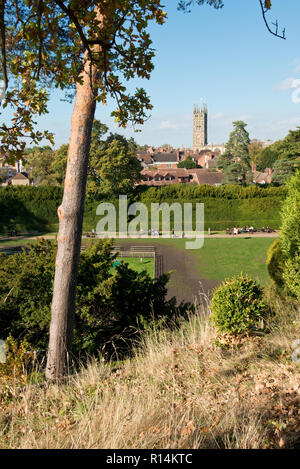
[256,146,279,172]
[177,156,197,169]
[272,159,299,185]
[248,140,264,166]
[52,145,69,186]
[0,1,167,379]
[24,146,57,185]
[87,130,142,198]
[223,162,253,186]
[224,121,251,167]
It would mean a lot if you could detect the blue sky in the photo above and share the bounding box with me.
[1,0,300,149]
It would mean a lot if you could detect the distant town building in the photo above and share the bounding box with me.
[193,104,208,150]
[252,163,273,184]
[2,172,30,186]
[139,168,224,187]
[137,151,180,169]
[192,104,225,154]
[0,155,25,185]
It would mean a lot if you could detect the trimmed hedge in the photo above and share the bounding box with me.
[0,186,63,233]
[138,183,287,201]
[0,185,286,233]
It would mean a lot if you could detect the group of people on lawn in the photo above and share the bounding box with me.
[232,226,254,235]
[229,226,273,235]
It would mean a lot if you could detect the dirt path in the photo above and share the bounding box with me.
[154,243,218,305]
[114,240,218,305]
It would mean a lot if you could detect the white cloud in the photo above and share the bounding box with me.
[274,77,300,91]
[250,117,300,140]
[293,58,300,73]
[159,119,190,130]
[211,112,225,120]
[160,120,178,129]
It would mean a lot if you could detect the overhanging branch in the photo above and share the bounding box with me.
[259,0,286,40]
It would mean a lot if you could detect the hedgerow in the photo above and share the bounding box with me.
[0,185,286,233]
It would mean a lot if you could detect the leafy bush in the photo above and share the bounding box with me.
[0,335,35,381]
[267,239,285,289]
[280,171,300,300]
[282,255,300,301]
[210,275,267,334]
[0,239,189,357]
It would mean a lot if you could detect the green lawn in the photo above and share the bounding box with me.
[0,235,275,286]
[113,257,154,278]
[188,238,275,285]
[0,233,55,248]
[116,237,276,286]
[0,238,38,247]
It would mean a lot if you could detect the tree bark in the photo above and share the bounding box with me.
[45,52,99,380]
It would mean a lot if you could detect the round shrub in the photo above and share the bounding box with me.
[210,274,267,334]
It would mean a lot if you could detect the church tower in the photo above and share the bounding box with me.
[193,104,208,151]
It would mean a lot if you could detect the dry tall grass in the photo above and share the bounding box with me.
[1,290,299,449]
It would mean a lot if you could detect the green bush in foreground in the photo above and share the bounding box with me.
[210,274,267,334]
[280,171,300,301]
[267,239,285,289]
[0,239,190,358]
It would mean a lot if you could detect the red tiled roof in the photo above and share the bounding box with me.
[187,169,224,185]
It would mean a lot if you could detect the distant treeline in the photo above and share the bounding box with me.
[0,184,287,233]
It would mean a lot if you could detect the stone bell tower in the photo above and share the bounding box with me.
[193,104,208,151]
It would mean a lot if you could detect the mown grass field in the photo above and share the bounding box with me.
[186,237,275,285]
[117,237,276,287]
[113,257,154,278]
[0,235,276,288]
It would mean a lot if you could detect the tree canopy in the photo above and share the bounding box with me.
[254,127,300,182]
[87,129,142,198]
[218,121,252,185]
[24,145,67,185]
[0,0,166,162]
[177,155,197,169]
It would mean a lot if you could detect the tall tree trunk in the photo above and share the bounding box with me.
[45,53,99,380]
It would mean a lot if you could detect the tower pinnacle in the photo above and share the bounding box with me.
[193,103,208,150]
